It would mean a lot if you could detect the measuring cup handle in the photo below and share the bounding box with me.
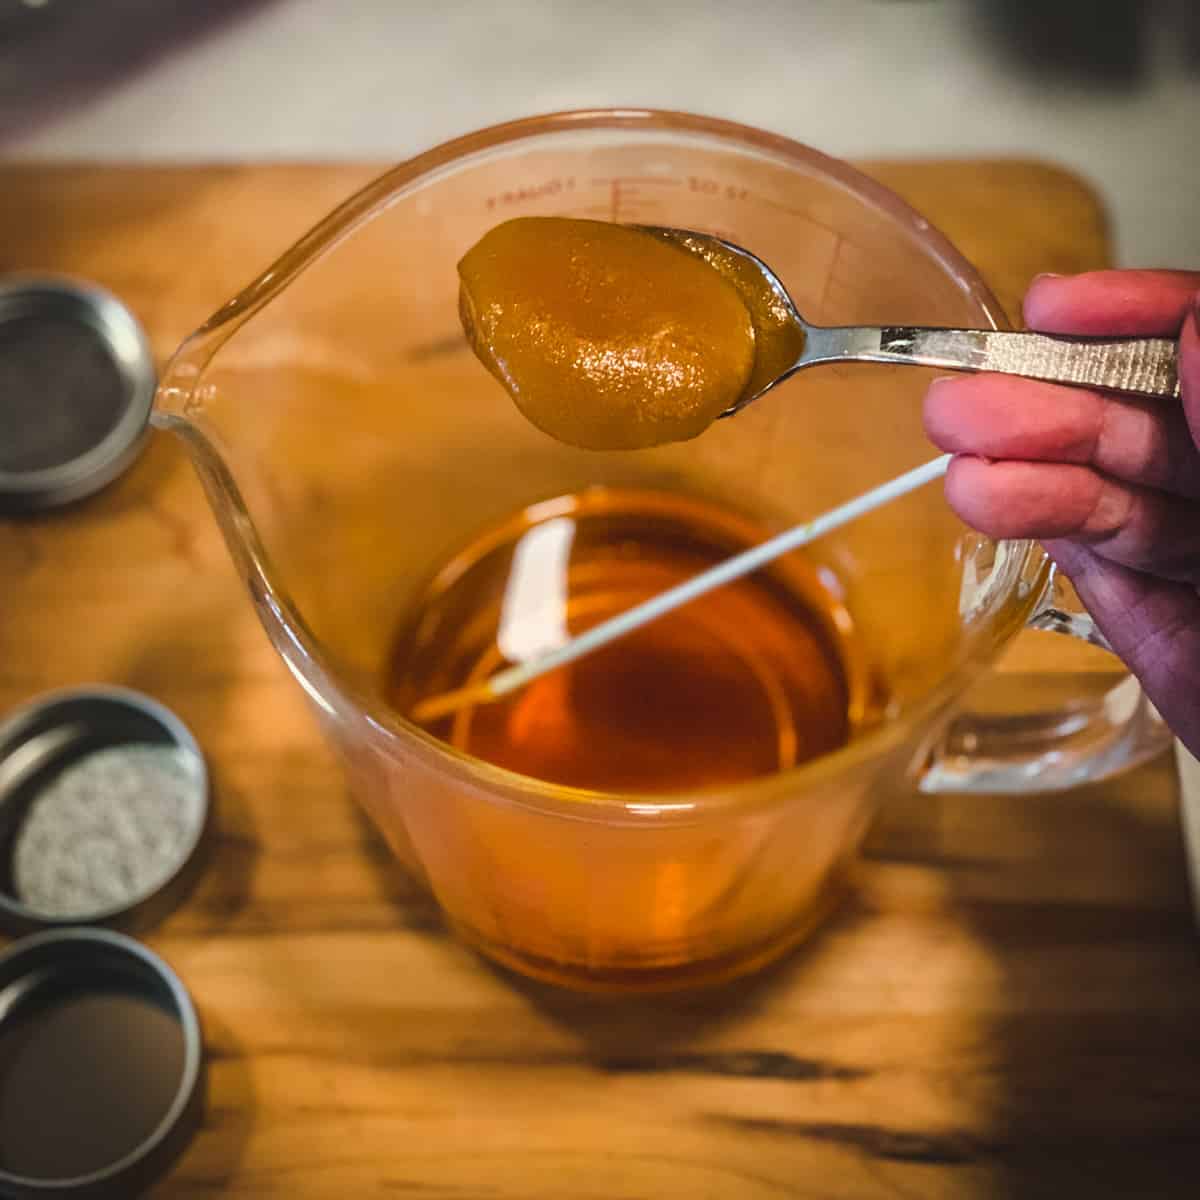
[917,560,1171,794]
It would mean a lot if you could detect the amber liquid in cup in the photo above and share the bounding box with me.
[386,489,875,794]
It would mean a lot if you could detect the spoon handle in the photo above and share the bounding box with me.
[807,326,1180,400]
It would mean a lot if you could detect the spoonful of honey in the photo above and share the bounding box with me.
[458,216,1180,451]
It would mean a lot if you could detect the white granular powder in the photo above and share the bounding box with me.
[13,743,205,919]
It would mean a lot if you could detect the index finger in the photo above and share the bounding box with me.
[1024,270,1200,336]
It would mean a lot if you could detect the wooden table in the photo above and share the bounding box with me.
[2,163,1197,1198]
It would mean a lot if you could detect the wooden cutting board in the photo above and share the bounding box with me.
[1,162,1196,1199]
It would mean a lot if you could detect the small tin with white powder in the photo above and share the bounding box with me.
[0,686,210,934]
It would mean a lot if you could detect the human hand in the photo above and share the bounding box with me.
[924,270,1200,756]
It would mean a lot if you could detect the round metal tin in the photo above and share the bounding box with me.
[0,928,205,1198]
[0,276,155,513]
[0,687,210,936]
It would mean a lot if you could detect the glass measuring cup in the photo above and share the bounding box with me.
[154,110,1170,992]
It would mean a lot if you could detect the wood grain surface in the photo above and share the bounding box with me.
[2,162,1197,1199]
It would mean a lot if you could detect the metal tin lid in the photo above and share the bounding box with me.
[0,276,155,514]
[0,928,205,1198]
[0,688,210,936]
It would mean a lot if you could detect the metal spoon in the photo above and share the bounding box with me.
[641,227,1182,413]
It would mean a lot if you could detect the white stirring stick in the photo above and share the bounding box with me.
[412,454,952,723]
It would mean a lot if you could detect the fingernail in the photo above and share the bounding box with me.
[1031,272,1063,285]
[928,374,958,389]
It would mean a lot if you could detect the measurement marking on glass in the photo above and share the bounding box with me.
[480,172,847,242]
[484,177,576,211]
[753,192,843,237]
[589,176,683,189]
[816,234,844,322]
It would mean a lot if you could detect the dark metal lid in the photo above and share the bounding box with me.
[0,927,205,1198]
[0,276,155,514]
[0,687,210,936]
